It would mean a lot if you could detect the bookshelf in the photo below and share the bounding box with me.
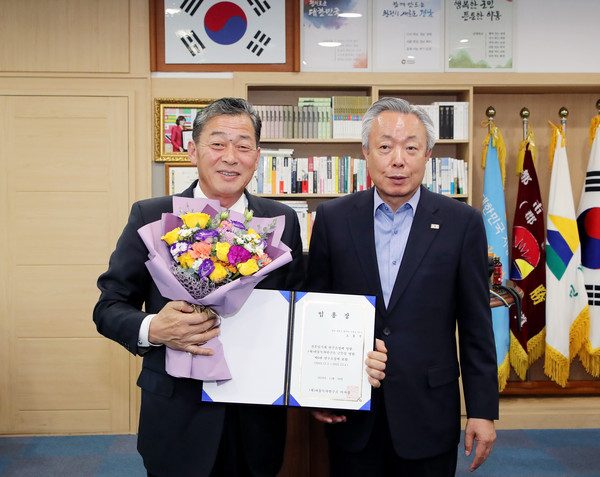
[244,81,474,206]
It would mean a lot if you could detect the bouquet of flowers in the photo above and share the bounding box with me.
[137,196,292,381]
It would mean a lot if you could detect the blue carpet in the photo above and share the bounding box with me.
[456,429,600,476]
[0,435,145,477]
[1,429,599,476]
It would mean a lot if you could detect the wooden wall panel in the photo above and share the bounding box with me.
[0,0,131,74]
[1,94,131,434]
[15,266,105,338]
[0,97,9,433]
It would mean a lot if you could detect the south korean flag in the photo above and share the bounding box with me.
[577,122,600,374]
[164,0,286,64]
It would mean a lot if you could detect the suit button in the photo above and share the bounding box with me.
[382,327,391,336]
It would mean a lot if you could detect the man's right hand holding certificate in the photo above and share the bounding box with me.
[312,338,387,424]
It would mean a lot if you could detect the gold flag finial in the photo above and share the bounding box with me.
[516,108,536,174]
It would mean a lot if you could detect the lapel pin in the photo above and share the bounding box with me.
[430,224,440,229]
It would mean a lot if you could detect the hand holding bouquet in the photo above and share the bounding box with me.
[138,197,292,381]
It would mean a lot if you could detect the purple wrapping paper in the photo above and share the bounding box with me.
[137,196,292,381]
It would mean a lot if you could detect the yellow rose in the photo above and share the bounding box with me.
[181,212,210,229]
[177,252,195,269]
[161,228,181,246]
[209,262,228,283]
[216,242,230,263]
[238,258,259,276]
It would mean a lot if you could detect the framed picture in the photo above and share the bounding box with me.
[149,0,299,72]
[154,98,213,162]
[165,163,199,195]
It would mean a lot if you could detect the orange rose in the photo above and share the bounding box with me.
[189,242,212,259]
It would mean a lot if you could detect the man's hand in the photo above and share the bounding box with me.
[149,301,220,355]
[365,339,387,388]
[312,410,346,424]
[464,418,496,472]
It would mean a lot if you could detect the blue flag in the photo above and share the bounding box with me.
[482,126,510,391]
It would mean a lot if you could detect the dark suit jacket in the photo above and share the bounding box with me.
[93,181,304,476]
[306,186,498,460]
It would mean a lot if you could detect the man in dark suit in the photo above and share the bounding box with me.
[93,98,305,476]
[306,97,498,476]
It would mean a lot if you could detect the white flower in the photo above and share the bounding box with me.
[179,227,196,239]
[191,259,202,272]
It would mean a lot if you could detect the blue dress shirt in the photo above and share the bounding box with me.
[373,188,420,307]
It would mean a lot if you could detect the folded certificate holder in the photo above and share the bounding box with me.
[201,289,375,411]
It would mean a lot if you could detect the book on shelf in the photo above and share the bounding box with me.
[257,96,374,141]
[416,101,469,141]
[422,157,468,196]
[249,155,369,195]
[298,97,332,140]
[332,96,372,139]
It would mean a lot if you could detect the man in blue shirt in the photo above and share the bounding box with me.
[306,97,498,476]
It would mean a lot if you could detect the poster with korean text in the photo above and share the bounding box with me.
[446,0,513,70]
[373,0,444,72]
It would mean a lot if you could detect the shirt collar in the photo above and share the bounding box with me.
[373,187,420,216]
[193,183,248,214]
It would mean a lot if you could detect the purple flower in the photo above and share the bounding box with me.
[230,220,246,231]
[198,259,215,278]
[170,241,190,258]
[194,229,219,242]
[227,245,252,265]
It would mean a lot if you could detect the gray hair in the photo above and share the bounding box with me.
[192,97,261,146]
[361,97,436,153]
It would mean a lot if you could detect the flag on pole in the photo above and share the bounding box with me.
[545,122,590,387]
[576,117,600,377]
[481,124,510,391]
[509,133,546,380]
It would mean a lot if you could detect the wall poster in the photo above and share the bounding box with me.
[372,0,444,72]
[446,0,513,70]
[301,0,370,72]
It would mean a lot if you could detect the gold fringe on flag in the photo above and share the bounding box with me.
[515,130,537,175]
[509,331,529,381]
[579,338,600,377]
[498,352,511,392]
[544,343,570,387]
[548,121,565,169]
[545,307,590,387]
[481,122,507,187]
[590,115,600,146]
[569,305,590,361]
[527,327,546,365]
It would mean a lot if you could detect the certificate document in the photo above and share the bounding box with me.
[202,289,375,411]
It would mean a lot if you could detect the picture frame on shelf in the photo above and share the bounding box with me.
[165,162,198,195]
[154,98,213,162]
